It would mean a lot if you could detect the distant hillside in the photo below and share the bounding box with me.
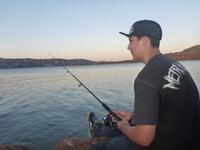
[0,45,199,69]
[0,58,96,69]
[166,45,200,60]
[99,45,200,63]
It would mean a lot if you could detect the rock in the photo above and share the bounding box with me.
[0,145,32,150]
[55,136,110,150]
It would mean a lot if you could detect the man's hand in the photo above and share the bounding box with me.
[113,110,132,121]
[117,118,130,133]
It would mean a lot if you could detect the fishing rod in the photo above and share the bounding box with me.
[48,53,121,121]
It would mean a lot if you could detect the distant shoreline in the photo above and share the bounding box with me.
[0,60,200,71]
[0,45,199,69]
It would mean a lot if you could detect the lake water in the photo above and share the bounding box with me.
[0,61,200,150]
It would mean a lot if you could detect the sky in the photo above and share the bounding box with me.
[0,0,200,61]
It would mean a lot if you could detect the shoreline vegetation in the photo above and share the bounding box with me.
[0,45,200,69]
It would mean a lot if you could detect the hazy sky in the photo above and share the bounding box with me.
[0,0,200,61]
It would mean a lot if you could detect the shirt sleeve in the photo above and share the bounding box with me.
[131,80,160,125]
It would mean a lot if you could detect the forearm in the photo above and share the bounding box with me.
[121,124,144,146]
[121,124,154,147]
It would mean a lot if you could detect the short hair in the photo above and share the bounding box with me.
[149,36,160,48]
[136,36,160,48]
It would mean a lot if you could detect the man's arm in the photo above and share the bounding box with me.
[124,124,156,146]
[122,80,160,146]
[117,120,156,146]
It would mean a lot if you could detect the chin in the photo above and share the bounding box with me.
[132,55,141,62]
[132,55,138,60]
[131,52,140,61]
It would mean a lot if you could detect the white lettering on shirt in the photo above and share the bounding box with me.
[162,64,185,90]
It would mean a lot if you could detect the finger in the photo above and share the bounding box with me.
[117,121,122,130]
[112,110,119,114]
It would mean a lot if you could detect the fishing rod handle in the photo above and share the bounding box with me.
[102,103,121,121]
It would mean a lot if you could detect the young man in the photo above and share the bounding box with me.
[88,20,200,150]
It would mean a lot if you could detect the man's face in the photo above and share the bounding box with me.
[127,36,147,60]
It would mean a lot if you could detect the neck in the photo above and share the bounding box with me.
[143,47,160,64]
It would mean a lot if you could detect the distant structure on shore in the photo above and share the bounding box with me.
[0,45,200,69]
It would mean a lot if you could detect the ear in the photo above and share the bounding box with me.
[141,36,148,47]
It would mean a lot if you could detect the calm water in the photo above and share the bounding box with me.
[0,61,200,150]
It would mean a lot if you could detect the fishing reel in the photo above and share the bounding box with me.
[103,114,118,129]
[102,113,135,130]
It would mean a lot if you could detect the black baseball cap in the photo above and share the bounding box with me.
[119,20,162,40]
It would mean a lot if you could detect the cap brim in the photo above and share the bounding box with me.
[119,32,130,37]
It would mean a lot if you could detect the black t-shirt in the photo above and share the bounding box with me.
[131,53,200,150]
